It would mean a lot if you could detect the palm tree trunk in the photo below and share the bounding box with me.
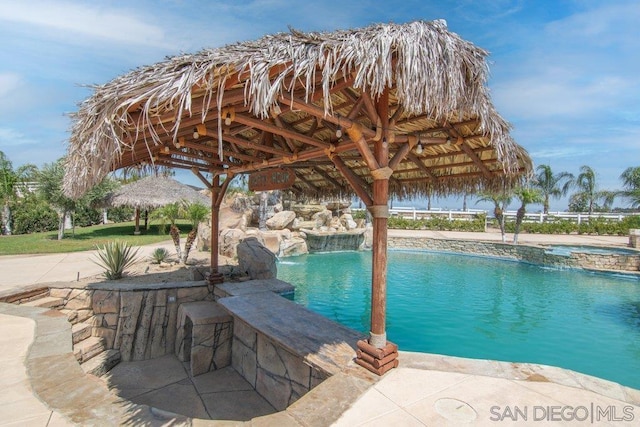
[495,207,506,243]
[514,206,525,245]
[543,197,549,215]
[170,224,182,261]
[57,210,66,240]
[182,228,198,264]
[2,201,11,235]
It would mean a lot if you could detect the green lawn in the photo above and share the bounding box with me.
[0,221,194,255]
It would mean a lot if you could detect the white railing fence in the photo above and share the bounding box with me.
[352,207,637,224]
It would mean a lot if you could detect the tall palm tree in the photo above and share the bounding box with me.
[572,165,616,214]
[512,187,542,245]
[533,164,573,214]
[620,166,640,208]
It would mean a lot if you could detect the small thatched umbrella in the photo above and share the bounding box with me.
[103,175,210,234]
[64,20,532,374]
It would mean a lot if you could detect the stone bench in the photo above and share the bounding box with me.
[175,301,233,376]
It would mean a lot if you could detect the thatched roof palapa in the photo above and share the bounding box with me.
[64,20,533,363]
[102,175,210,210]
[63,20,531,200]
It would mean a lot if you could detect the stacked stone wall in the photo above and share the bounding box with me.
[230,318,328,411]
[49,283,214,361]
[388,237,640,272]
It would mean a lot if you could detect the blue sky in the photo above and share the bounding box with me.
[0,0,638,211]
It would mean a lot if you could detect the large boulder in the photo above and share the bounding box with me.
[340,213,358,230]
[196,221,211,251]
[231,195,253,213]
[266,211,296,230]
[236,237,277,279]
[219,228,246,258]
[326,201,351,216]
[360,224,374,250]
[291,204,325,220]
[279,236,308,257]
[312,209,333,229]
[329,216,344,231]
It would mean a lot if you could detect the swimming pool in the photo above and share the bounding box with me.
[544,245,638,257]
[277,250,640,389]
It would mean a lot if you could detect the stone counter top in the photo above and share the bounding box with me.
[47,280,209,291]
[219,291,364,376]
[215,278,294,298]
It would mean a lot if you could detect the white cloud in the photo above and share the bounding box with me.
[0,127,34,147]
[493,75,629,119]
[0,1,170,48]
[0,73,23,98]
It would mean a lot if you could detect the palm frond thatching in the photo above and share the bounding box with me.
[102,176,209,210]
[64,19,531,199]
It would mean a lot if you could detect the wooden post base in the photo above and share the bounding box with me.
[207,272,224,285]
[355,339,399,375]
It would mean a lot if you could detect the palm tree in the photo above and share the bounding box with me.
[153,203,182,259]
[512,187,542,245]
[181,201,210,264]
[37,159,77,240]
[572,165,616,214]
[533,165,573,214]
[620,166,640,208]
[476,191,512,243]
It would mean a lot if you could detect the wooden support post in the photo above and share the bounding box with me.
[369,88,390,350]
[134,208,141,235]
[208,173,232,285]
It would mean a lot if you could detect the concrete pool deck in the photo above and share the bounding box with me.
[0,230,638,425]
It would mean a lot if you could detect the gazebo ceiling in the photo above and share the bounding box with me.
[63,20,531,199]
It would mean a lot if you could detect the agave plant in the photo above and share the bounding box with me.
[149,247,170,264]
[93,241,141,280]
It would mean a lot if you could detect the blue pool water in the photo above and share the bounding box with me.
[277,250,640,389]
[544,245,638,256]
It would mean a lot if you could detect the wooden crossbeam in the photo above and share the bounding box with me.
[330,155,373,206]
[445,123,493,179]
[191,168,213,189]
[278,96,377,140]
[233,113,328,149]
[312,166,343,190]
[406,152,437,182]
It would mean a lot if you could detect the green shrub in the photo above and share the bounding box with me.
[387,213,486,232]
[108,206,135,223]
[73,204,102,227]
[11,195,58,234]
[92,241,141,280]
[149,247,170,264]
[352,209,367,220]
[500,216,638,236]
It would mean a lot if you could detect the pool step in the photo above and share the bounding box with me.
[22,296,64,309]
[74,336,105,363]
[81,349,121,377]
